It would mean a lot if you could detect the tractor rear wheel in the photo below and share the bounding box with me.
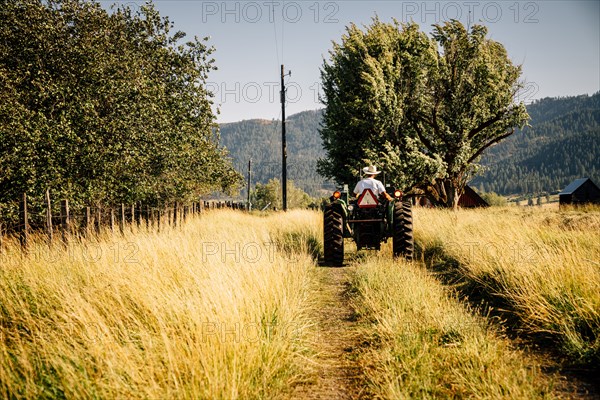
[324,204,344,266]
[393,200,414,260]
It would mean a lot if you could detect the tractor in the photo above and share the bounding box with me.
[323,184,414,266]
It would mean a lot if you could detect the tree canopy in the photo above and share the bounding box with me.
[251,178,313,211]
[318,19,529,208]
[0,0,241,215]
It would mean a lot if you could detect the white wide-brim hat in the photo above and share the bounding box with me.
[363,165,381,175]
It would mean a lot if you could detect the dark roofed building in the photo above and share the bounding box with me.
[416,185,489,208]
[559,178,600,206]
[459,185,489,208]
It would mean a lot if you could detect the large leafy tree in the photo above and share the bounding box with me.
[0,0,241,217]
[318,19,529,208]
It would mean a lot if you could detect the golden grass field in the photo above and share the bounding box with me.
[414,206,600,365]
[350,255,557,399]
[0,205,598,398]
[0,210,321,399]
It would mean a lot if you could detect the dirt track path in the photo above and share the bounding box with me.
[289,259,598,399]
[292,266,364,399]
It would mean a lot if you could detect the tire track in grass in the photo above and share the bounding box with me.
[349,254,562,399]
[292,264,365,399]
[418,243,600,399]
[292,247,587,398]
[413,207,600,369]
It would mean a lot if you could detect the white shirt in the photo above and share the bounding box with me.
[353,177,386,197]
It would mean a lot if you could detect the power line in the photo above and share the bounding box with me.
[271,4,280,66]
[281,1,285,63]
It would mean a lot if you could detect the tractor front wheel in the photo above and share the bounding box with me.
[323,204,344,266]
[393,200,414,260]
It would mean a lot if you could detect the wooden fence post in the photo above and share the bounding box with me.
[157,206,161,231]
[19,193,29,251]
[135,203,142,227]
[83,206,91,236]
[145,204,150,229]
[0,218,3,254]
[46,188,53,245]
[60,199,70,243]
[173,202,178,227]
[120,204,125,234]
[95,206,101,235]
[110,208,115,233]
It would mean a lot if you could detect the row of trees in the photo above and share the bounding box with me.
[251,178,315,211]
[318,19,529,208]
[1,0,242,220]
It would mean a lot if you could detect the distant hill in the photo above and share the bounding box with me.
[219,93,600,198]
[219,109,335,197]
[470,93,600,195]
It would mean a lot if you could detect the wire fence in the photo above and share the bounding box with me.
[0,192,247,251]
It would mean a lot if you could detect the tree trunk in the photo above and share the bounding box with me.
[447,182,461,211]
[427,178,463,210]
[441,179,461,210]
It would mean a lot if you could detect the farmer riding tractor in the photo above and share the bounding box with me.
[323,179,414,266]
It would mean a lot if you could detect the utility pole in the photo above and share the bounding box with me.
[247,158,252,211]
[280,64,290,211]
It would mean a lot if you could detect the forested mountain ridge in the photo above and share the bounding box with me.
[219,93,599,197]
[219,109,334,197]
[470,93,600,195]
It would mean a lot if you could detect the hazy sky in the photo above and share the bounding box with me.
[102,1,600,123]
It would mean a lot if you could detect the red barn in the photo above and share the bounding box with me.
[459,185,489,208]
[416,185,489,208]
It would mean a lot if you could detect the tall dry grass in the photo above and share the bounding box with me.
[350,254,556,399]
[0,210,321,399]
[414,206,600,365]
